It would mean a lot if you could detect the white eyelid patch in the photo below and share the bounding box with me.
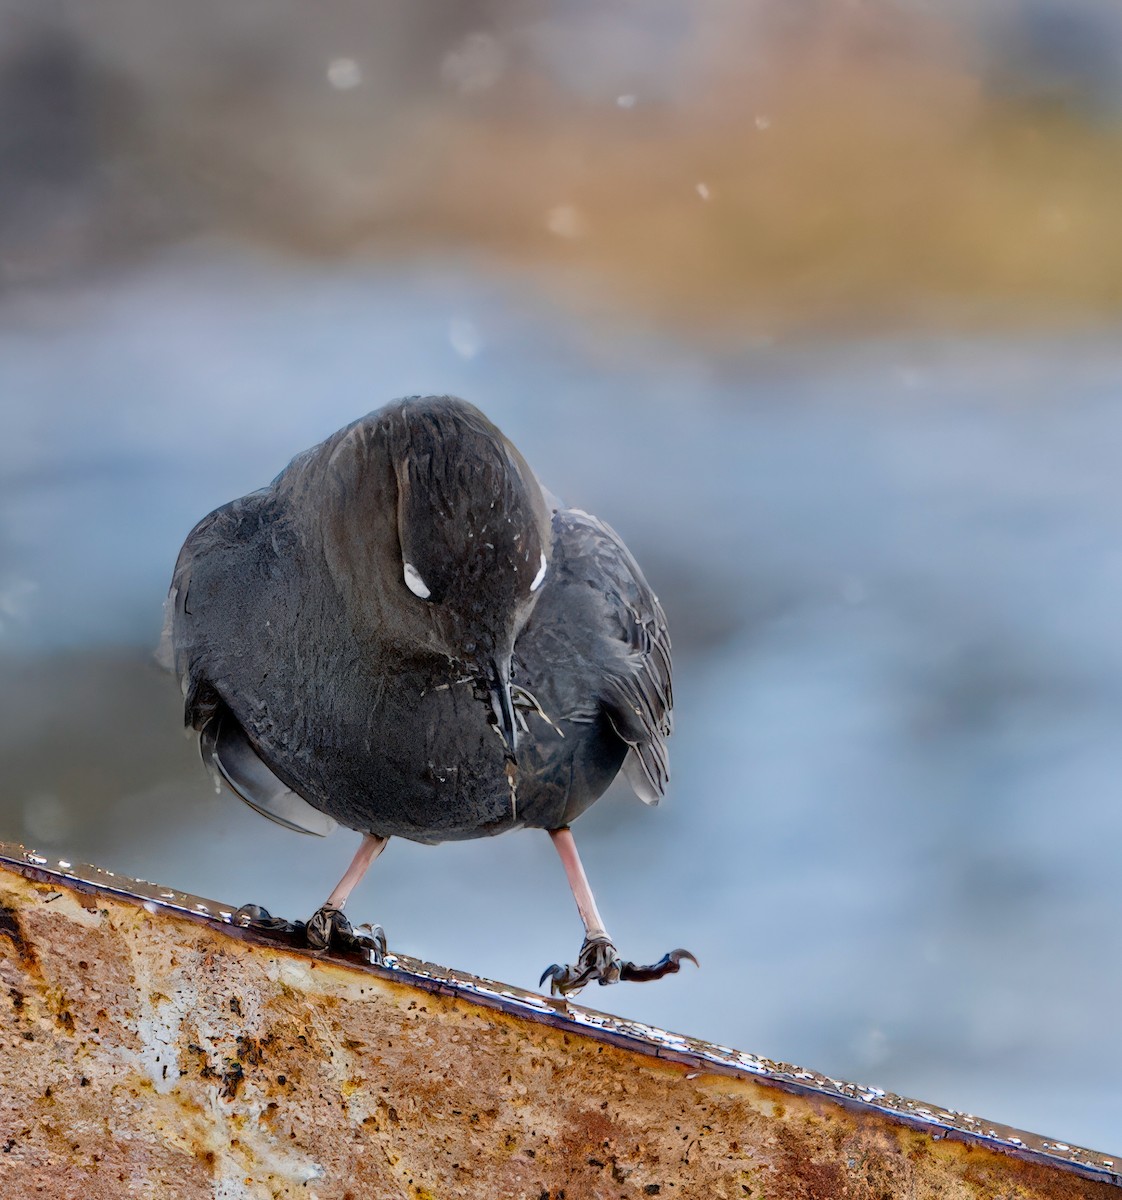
[403,562,431,599]
[530,552,548,592]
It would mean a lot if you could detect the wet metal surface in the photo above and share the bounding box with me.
[0,840,1117,1198]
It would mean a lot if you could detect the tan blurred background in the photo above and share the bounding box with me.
[3,0,1122,1155]
[6,0,1122,328]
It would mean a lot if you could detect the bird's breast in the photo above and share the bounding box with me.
[296,660,521,843]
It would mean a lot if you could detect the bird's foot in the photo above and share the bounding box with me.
[233,903,387,964]
[540,935,621,994]
[305,905,388,964]
[539,936,698,997]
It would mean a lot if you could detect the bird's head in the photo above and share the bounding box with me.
[387,397,552,753]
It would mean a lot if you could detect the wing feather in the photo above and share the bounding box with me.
[159,493,337,831]
[553,509,673,805]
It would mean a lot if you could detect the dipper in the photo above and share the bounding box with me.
[163,396,694,994]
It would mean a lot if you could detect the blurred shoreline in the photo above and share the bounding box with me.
[3,1,1122,335]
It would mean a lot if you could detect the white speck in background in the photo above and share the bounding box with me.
[440,33,505,95]
[545,205,586,239]
[896,367,926,391]
[0,576,38,631]
[23,792,71,844]
[449,318,482,360]
[326,58,362,90]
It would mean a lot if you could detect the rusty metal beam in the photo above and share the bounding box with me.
[0,842,1117,1198]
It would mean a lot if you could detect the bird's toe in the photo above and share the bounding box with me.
[350,921,389,965]
[233,903,300,934]
[619,948,699,983]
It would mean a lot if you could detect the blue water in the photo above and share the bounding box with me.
[2,240,1121,1152]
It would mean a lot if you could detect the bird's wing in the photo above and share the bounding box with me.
[552,507,673,805]
[157,500,241,710]
[160,493,337,837]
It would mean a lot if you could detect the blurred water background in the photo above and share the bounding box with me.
[3,0,1122,1152]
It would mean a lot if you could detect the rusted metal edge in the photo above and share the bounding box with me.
[2,838,1118,1187]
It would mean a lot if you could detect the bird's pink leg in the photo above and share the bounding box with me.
[302,833,390,954]
[234,832,390,956]
[549,826,610,940]
[325,833,388,910]
[541,825,697,997]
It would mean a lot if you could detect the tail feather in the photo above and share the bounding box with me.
[200,713,337,837]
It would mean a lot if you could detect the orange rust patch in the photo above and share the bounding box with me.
[0,904,37,969]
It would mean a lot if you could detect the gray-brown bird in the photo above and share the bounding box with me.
[162,396,694,994]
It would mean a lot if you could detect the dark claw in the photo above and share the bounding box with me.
[233,902,270,924]
[538,960,598,994]
[619,948,699,983]
[351,922,389,965]
[233,904,302,934]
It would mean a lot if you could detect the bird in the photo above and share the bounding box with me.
[161,396,694,995]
